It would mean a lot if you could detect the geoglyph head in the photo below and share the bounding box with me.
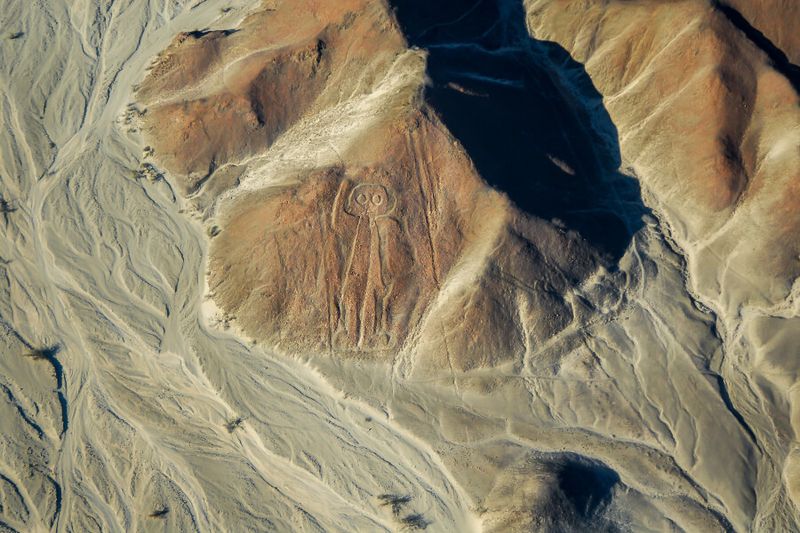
[344,183,395,218]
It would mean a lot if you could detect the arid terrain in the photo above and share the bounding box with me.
[0,0,798,531]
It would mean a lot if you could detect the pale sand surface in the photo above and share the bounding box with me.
[0,0,798,532]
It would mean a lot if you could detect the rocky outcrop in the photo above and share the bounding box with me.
[137,0,405,194]
[140,0,613,370]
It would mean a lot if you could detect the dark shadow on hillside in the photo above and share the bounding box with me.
[390,0,648,263]
[556,458,619,520]
[713,1,800,93]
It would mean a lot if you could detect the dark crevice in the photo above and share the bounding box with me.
[711,373,759,445]
[713,1,800,93]
[49,475,62,528]
[19,344,69,437]
[1,384,45,439]
[185,28,238,39]
[249,91,266,126]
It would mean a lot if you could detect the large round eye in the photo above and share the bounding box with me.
[356,193,367,205]
[372,194,384,206]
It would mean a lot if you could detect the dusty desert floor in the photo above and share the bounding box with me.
[1,0,798,532]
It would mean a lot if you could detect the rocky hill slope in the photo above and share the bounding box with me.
[0,0,797,531]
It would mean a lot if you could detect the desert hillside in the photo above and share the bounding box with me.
[0,0,797,531]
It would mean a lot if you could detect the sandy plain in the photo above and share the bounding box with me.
[0,0,798,532]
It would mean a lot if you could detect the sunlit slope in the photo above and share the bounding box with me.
[0,1,476,531]
[526,0,800,529]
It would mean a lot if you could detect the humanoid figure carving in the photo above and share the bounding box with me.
[335,183,396,350]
